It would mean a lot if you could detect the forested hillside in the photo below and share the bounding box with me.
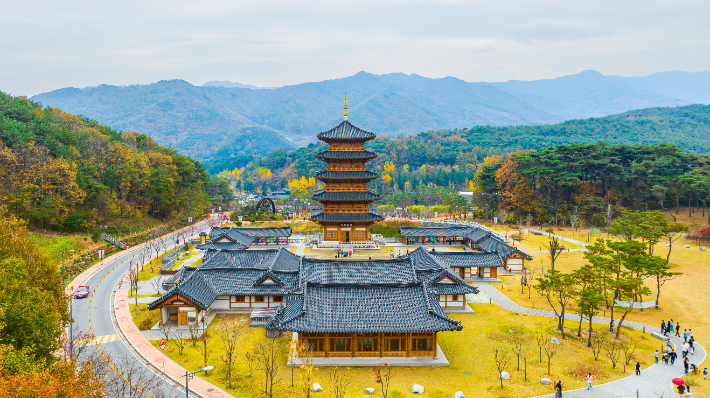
[0,92,230,232]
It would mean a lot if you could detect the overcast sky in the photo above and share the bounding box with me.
[2,0,708,96]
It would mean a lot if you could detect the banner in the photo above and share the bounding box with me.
[494,217,498,224]
[188,216,193,223]
[97,249,105,259]
[159,338,166,351]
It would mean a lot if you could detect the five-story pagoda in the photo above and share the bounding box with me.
[310,93,383,243]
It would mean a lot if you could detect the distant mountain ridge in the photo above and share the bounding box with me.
[29,70,710,160]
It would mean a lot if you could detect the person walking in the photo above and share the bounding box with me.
[610,319,614,333]
[676,322,681,337]
[682,342,690,359]
[635,362,641,375]
[686,385,693,398]
[684,357,690,374]
[654,350,659,363]
[670,350,677,365]
[703,367,707,380]
[689,337,695,354]
[555,381,562,398]
[683,329,689,342]
[661,320,666,334]
[670,319,674,333]
[586,373,593,390]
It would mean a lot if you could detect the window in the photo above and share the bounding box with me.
[272,296,283,303]
[254,296,265,302]
[330,338,351,352]
[412,338,433,352]
[452,295,459,301]
[303,338,324,352]
[326,230,338,239]
[358,338,377,352]
[233,296,245,302]
[384,337,406,352]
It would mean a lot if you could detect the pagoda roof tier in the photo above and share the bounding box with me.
[317,120,376,141]
[310,212,384,223]
[314,170,379,181]
[316,150,377,160]
[311,190,382,202]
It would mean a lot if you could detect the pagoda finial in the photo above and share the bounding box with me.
[344,90,348,121]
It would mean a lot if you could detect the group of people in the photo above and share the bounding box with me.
[335,250,352,258]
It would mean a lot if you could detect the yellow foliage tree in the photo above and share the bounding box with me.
[383,161,396,175]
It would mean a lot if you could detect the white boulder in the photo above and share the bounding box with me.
[365,388,375,394]
[700,247,706,251]
[500,371,511,380]
[541,378,551,384]
[453,392,465,398]
[685,244,691,248]
[311,382,322,392]
[412,384,425,394]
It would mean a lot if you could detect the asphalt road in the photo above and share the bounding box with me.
[71,221,211,398]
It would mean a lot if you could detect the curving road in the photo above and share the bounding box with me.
[70,221,212,397]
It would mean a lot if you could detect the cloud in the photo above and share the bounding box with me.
[0,0,709,96]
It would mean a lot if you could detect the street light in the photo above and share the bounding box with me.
[61,249,74,359]
[98,225,109,265]
[182,366,213,397]
[152,210,158,240]
[61,249,75,287]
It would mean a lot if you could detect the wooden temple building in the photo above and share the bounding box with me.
[149,227,478,358]
[310,93,383,243]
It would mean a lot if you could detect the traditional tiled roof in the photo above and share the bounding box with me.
[317,120,376,140]
[408,247,445,271]
[311,190,382,202]
[313,170,379,180]
[268,248,302,272]
[316,150,377,160]
[463,227,491,243]
[197,228,254,250]
[300,258,417,286]
[235,227,292,238]
[309,212,383,222]
[148,268,299,310]
[266,285,462,333]
[399,226,472,237]
[430,251,506,268]
[477,235,532,260]
[418,270,479,295]
[200,249,277,269]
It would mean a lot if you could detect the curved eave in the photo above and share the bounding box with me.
[315,150,377,161]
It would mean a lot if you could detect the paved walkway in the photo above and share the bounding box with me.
[529,229,590,247]
[476,282,706,398]
[115,289,231,398]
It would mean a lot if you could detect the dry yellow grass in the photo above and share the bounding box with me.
[155,307,657,398]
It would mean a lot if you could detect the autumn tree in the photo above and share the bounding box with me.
[535,270,576,338]
[216,315,247,389]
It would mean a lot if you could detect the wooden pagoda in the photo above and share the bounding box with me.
[310,93,383,242]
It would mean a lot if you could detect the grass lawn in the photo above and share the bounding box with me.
[154,307,656,398]
[501,235,710,396]
[28,233,96,266]
[129,303,161,331]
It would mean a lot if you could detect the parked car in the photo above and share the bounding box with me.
[75,285,90,299]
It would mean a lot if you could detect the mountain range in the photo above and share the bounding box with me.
[29,70,710,160]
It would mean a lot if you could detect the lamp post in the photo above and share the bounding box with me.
[183,366,213,397]
[61,249,74,358]
[152,210,158,241]
[99,225,109,265]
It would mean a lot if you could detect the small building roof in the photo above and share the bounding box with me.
[313,170,379,180]
[398,226,472,237]
[311,190,382,202]
[316,150,377,160]
[300,258,417,286]
[309,212,384,223]
[476,235,532,260]
[430,251,506,268]
[267,284,462,333]
[317,120,376,141]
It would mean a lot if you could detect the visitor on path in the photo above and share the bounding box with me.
[677,384,685,397]
[676,322,681,337]
[684,329,689,341]
[670,319,675,333]
[683,342,690,358]
[554,381,562,398]
[654,350,659,363]
[684,357,690,374]
[667,339,673,349]
[671,350,677,365]
[686,385,693,398]
[690,337,695,354]
[663,350,669,364]
[635,362,641,375]
[586,373,593,389]
[703,367,707,380]
[661,320,666,333]
[610,320,614,332]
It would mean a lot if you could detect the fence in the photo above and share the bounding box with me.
[101,233,128,250]
[614,300,657,309]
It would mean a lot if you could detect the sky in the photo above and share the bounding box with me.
[1,0,709,97]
